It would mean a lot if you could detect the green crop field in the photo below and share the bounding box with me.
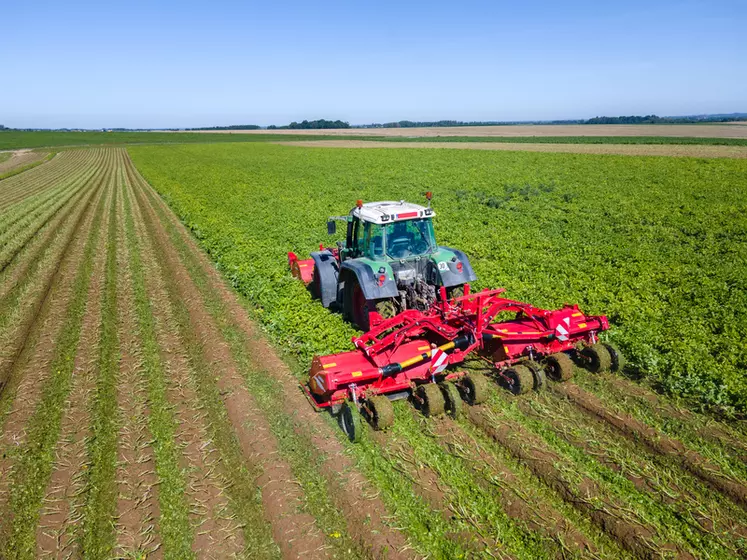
[129,142,747,415]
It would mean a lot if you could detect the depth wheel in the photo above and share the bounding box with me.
[524,360,547,391]
[579,344,612,373]
[544,353,575,382]
[340,401,363,443]
[602,343,625,373]
[417,383,445,417]
[368,395,394,430]
[503,365,534,395]
[462,373,489,405]
[439,382,462,418]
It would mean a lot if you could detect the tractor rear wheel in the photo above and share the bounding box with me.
[602,343,625,373]
[417,383,445,417]
[462,373,489,405]
[447,285,465,300]
[311,266,322,300]
[579,344,612,373]
[544,353,575,382]
[504,365,534,395]
[368,395,394,430]
[374,299,397,320]
[350,280,369,330]
[340,401,363,443]
[439,382,462,418]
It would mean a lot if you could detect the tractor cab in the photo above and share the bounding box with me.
[291,193,477,330]
[333,200,437,262]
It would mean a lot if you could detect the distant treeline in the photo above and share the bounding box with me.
[585,114,747,124]
[268,119,350,130]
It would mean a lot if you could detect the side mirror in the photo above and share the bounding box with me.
[327,220,336,235]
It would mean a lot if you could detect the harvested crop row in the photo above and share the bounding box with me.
[0,149,91,210]
[125,156,422,559]
[0,154,112,558]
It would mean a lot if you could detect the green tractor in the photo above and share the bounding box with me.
[288,194,477,330]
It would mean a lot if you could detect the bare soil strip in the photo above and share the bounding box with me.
[134,186,330,560]
[112,161,162,558]
[128,156,416,559]
[552,382,747,510]
[34,180,109,558]
[465,405,691,560]
[124,169,246,557]
[277,140,747,158]
[0,150,51,176]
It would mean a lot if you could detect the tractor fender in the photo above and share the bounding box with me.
[436,247,478,287]
[338,260,399,303]
[311,251,338,308]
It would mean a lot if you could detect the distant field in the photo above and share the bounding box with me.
[3,128,747,151]
[201,122,747,138]
[281,139,747,158]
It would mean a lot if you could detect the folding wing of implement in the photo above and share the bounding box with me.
[304,285,623,441]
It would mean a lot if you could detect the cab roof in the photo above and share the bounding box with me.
[351,201,435,225]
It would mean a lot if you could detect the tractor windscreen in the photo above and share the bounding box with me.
[365,219,437,259]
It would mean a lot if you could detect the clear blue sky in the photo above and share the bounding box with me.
[2,0,745,129]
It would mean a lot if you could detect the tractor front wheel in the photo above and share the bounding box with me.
[340,401,363,443]
[417,383,445,417]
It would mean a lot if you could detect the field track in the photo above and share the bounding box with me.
[1,147,746,559]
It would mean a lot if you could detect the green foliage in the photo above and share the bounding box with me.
[128,143,747,415]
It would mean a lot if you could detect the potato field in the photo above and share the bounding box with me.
[1,141,746,560]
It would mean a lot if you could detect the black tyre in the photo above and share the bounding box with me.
[503,365,534,395]
[524,360,547,391]
[311,266,322,300]
[340,401,363,443]
[601,343,625,373]
[368,395,394,430]
[447,285,465,300]
[375,299,397,320]
[544,353,575,382]
[346,278,370,330]
[462,373,489,405]
[439,382,462,418]
[579,344,612,373]
[417,383,445,417]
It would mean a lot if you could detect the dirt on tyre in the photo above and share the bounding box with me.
[461,372,489,405]
[544,353,575,382]
[367,395,394,430]
[601,342,625,372]
[417,383,445,417]
[503,365,534,395]
[439,382,462,418]
[524,360,547,391]
[579,344,612,373]
[340,401,364,442]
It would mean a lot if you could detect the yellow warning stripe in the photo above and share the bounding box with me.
[351,371,362,377]
[323,362,337,369]
[578,322,587,328]
[572,312,583,317]
[418,345,430,351]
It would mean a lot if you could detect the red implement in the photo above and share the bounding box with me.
[305,285,609,409]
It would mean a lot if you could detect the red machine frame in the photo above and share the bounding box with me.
[304,284,608,409]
